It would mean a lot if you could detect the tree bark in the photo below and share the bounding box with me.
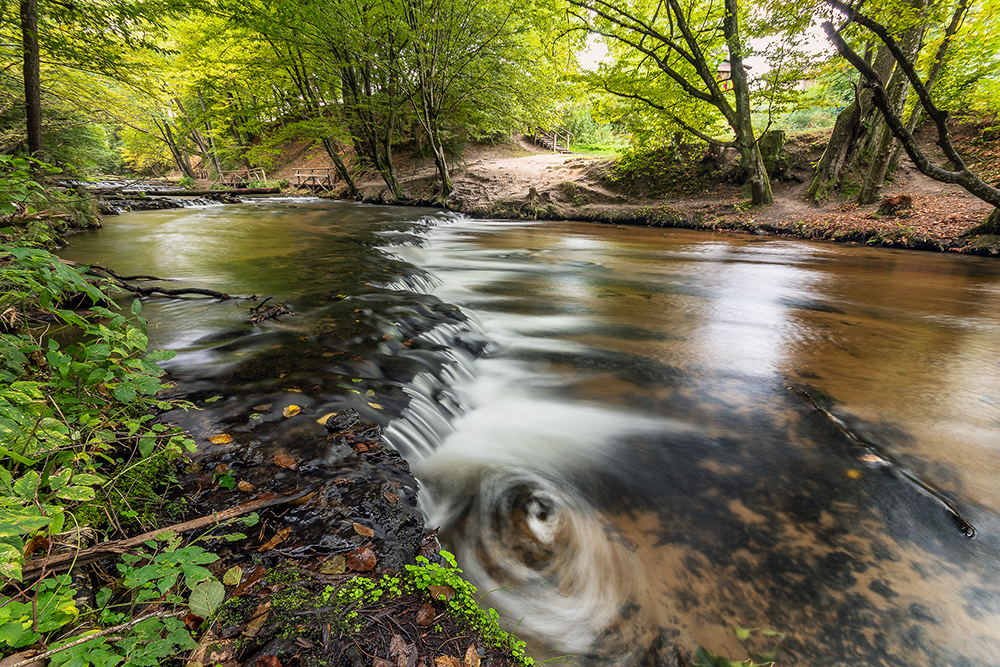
[197,89,226,178]
[158,120,197,179]
[806,45,894,203]
[821,7,1000,231]
[857,0,927,206]
[20,0,43,159]
[723,0,772,205]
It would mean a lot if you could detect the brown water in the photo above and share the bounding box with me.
[61,202,1000,667]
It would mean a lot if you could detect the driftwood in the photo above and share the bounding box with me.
[20,487,314,580]
[61,260,242,301]
[248,297,295,323]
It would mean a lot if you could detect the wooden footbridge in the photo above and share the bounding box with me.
[292,168,340,190]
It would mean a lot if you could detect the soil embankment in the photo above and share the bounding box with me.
[276,127,1000,256]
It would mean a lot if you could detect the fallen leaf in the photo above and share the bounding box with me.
[374,660,394,667]
[428,584,455,602]
[273,453,298,470]
[390,633,417,667]
[383,491,399,504]
[257,527,291,552]
[209,434,234,444]
[223,566,243,586]
[346,546,376,572]
[282,405,301,418]
[238,480,255,492]
[352,523,375,537]
[287,388,303,393]
[184,613,203,631]
[255,655,282,667]
[434,657,462,667]
[252,403,273,411]
[418,528,440,560]
[464,644,480,667]
[215,463,229,473]
[295,638,315,649]
[233,565,266,597]
[847,469,863,479]
[319,555,346,575]
[415,603,436,627]
[316,412,337,425]
[368,402,383,410]
[0,651,43,667]
[205,395,224,403]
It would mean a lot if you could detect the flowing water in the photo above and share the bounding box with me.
[60,200,1000,667]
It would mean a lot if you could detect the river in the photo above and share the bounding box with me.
[60,200,1000,667]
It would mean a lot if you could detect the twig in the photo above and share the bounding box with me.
[9,609,188,667]
[19,487,314,580]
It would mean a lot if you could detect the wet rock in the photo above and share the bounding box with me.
[325,408,361,434]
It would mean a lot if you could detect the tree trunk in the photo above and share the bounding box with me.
[724,0,772,206]
[807,46,895,203]
[966,208,1000,236]
[197,90,226,178]
[887,0,970,174]
[173,97,216,179]
[20,0,42,159]
[321,137,359,198]
[160,120,197,179]
[857,3,927,206]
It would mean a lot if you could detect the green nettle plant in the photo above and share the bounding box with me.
[0,244,230,665]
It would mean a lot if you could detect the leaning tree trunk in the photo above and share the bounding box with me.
[160,121,197,179]
[20,0,42,160]
[806,45,895,203]
[857,2,927,206]
[887,0,969,175]
[321,137,359,198]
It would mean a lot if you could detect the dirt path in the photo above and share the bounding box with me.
[329,130,1000,256]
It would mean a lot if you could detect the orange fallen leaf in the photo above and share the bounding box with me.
[352,523,375,537]
[252,403,272,411]
[383,491,399,504]
[273,453,298,470]
[257,527,291,552]
[367,402,383,410]
[415,603,436,627]
[464,644,480,667]
[428,584,455,602]
[242,601,271,637]
[346,546,376,572]
[282,405,301,417]
[209,433,233,444]
[316,412,336,425]
[434,657,462,667]
[238,480,255,492]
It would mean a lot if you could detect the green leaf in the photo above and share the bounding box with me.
[55,486,97,502]
[131,299,143,316]
[204,395,224,403]
[222,566,243,586]
[734,627,753,641]
[71,473,105,486]
[0,621,24,647]
[188,580,225,618]
[0,512,52,538]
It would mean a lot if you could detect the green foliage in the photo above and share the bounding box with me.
[608,144,720,198]
[0,244,206,663]
[406,551,535,667]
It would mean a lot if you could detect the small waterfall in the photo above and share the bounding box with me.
[377,216,667,664]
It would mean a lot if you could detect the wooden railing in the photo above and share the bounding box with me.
[293,168,340,190]
[533,127,574,153]
[220,168,267,187]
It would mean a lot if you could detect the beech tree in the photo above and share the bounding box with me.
[569,0,782,206]
[822,0,1000,233]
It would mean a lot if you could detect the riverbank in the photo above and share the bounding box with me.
[287,125,1000,256]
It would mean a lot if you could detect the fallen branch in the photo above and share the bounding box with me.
[60,259,244,300]
[248,298,294,323]
[8,609,188,667]
[20,487,314,580]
